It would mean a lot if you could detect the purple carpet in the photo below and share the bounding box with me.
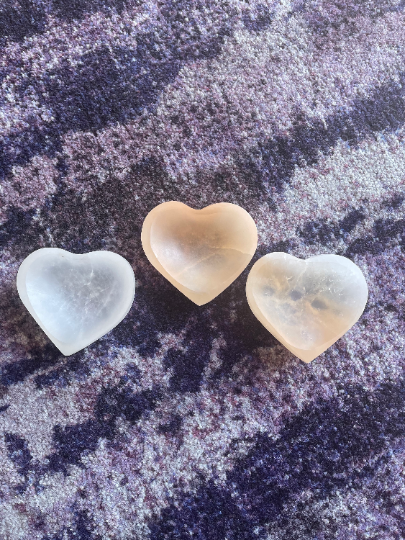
[1,0,405,538]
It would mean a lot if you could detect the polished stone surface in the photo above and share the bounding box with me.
[17,248,135,355]
[246,253,368,362]
[142,202,258,305]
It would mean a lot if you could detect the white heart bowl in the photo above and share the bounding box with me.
[246,252,368,362]
[17,248,135,356]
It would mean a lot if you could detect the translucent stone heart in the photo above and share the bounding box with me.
[246,253,368,362]
[17,248,135,356]
[142,202,258,305]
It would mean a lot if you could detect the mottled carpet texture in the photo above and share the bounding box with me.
[1,0,405,538]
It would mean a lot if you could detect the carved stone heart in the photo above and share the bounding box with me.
[17,248,135,356]
[142,202,258,305]
[246,253,368,362]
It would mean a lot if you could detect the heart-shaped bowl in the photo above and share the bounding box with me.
[142,201,258,305]
[17,248,135,356]
[246,252,368,362]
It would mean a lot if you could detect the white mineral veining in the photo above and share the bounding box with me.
[246,253,368,363]
[17,248,135,356]
[142,202,258,305]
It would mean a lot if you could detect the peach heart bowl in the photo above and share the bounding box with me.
[246,253,368,362]
[141,202,258,305]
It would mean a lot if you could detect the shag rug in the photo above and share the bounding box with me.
[1,1,405,538]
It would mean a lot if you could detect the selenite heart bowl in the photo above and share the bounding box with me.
[246,252,368,362]
[141,201,258,305]
[17,248,135,356]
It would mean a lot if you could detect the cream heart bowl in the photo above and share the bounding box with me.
[246,253,368,362]
[141,202,258,305]
[17,248,135,356]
